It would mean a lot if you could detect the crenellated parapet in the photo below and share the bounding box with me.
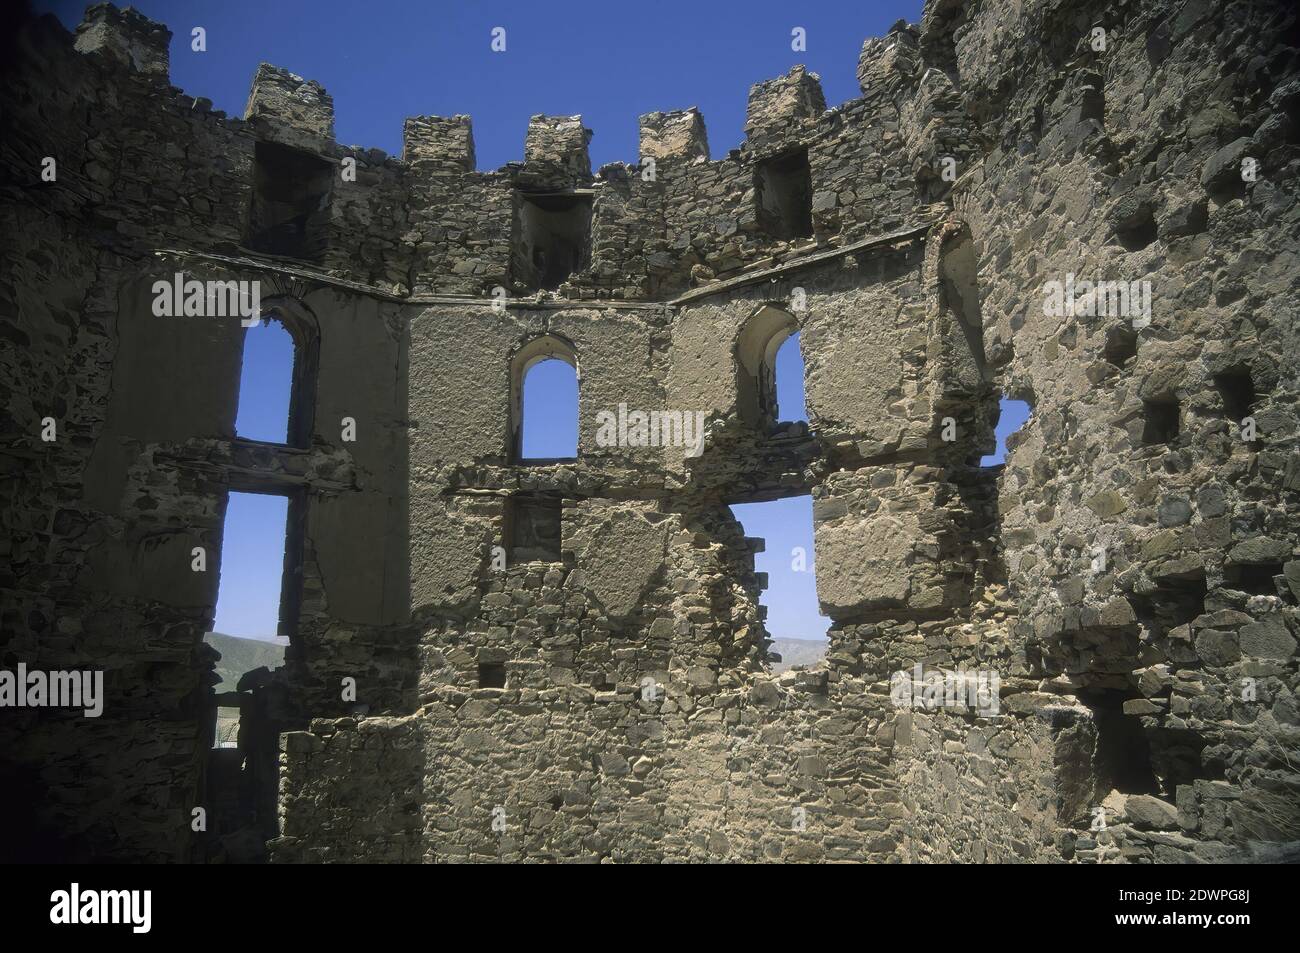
[42,3,983,303]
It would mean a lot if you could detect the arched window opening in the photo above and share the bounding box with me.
[511,335,578,462]
[236,317,294,444]
[736,305,801,433]
[979,397,1032,466]
[235,305,318,449]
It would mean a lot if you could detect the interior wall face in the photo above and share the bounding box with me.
[2,0,1298,863]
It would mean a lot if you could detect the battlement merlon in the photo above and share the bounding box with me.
[745,65,826,138]
[74,2,171,79]
[403,115,475,171]
[638,108,709,163]
[244,63,336,152]
[857,19,923,96]
[524,115,593,183]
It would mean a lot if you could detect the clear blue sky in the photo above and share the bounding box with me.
[983,399,1031,467]
[212,491,289,642]
[521,359,578,459]
[40,1,1038,651]
[39,0,923,169]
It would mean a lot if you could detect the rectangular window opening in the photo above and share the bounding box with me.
[1141,396,1180,446]
[209,490,295,679]
[513,191,592,291]
[755,149,813,242]
[728,495,829,674]
[477,662,507,689]
[1214,368,1256,422]
[506,495,563,564]
[1104,326,1138,368]
[213,706,241,749]
[1225,562,1282,596]
[1080,690,1161,796]
[246,141,333,260]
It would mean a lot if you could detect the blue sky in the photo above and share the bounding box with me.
[212,320,293,640]
[521,359,578,459]
[212,491,289,641]
[39,1,1036,648]
[984,399,1031,467]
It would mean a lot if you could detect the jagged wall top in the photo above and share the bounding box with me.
[73,3,170,78]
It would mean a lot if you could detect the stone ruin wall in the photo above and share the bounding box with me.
[0,0,1297,863]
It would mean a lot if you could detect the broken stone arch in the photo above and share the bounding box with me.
[508,332,579,461]
[734,302,800,431]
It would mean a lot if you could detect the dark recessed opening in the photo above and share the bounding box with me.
[246,141,333,260]
[548,793,564,810]
[1081,690,1160,796]
[1131,577,1207,638]
[1214,367,1256,422]
[1117,217,1158,252]
[1141,396,1180,445]
[513,191,592,291]
[755,149,813,241]
[1147,726,1212,791]
[507,495,563,564]
[477,662,506,689]
[1225,562,1282,596]
[1104,325,1138,368]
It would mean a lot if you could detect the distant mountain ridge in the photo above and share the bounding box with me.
[769,638,827,674]
[203,632,285,688]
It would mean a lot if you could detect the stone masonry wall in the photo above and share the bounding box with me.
[1,0,1297,864]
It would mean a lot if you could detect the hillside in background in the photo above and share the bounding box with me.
[769,638,827,674]
[203,632,286,689]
